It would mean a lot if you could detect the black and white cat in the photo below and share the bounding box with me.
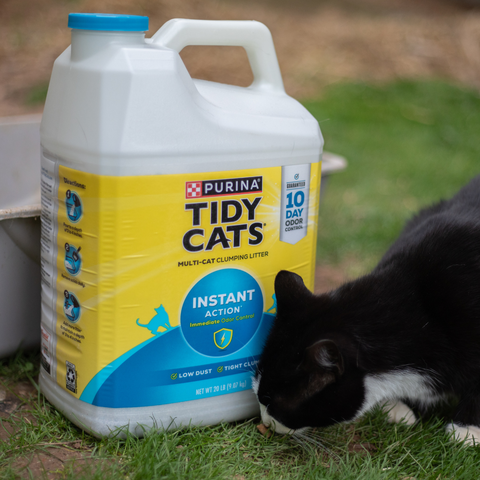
[253,175,480,445]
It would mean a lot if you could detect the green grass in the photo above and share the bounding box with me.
[2,80,480,478]
[307,80,480,275]
[25,82,49,106]
[2,354,480,480]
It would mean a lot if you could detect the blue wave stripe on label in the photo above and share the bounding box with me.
[80,313,275,408]
[80,333,161,404]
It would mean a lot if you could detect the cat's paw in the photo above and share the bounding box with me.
[383,401,416,425]
[446,423,480,446]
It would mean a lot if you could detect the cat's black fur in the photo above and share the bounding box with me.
[254,175,480,442]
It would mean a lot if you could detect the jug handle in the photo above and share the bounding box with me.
[151,19,285,95]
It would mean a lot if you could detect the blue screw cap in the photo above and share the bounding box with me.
[68,13,149,32]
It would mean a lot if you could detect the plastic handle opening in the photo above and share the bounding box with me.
[152,19,285,94]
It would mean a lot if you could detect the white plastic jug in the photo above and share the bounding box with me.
[39,13,324,437]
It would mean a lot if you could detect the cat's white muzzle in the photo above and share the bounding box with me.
[253,374,294,435]
[259,403,294,435]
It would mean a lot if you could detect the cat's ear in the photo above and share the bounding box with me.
[302,339,345,377]
[274,270,312,312]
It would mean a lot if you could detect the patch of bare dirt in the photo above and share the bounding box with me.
[0,375,115,479]
[0,379,38,422]
[347,440,377,454]
[2,0,480,117]
[11,446,111,480]
[345,424,378,455]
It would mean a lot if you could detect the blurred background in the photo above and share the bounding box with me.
[2,0,480,115]
[2,0,480,285]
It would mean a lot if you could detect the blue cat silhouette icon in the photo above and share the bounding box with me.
[266,293,277,313]
[136,304,172,336]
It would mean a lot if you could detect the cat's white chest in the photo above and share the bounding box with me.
[358,369,443,418]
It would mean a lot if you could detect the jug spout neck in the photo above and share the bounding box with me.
[71,30,145,61]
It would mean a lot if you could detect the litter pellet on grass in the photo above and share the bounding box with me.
[257,424,272,438]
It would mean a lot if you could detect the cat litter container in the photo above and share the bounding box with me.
[0,115,42,358]
[39,13,346,437]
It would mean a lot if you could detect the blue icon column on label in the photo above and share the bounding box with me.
[63,290,81,323]
[65,190,83,222]
[64,243,82,275]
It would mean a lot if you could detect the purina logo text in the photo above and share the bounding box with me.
[186,176,262,199]
[183,176,264,253]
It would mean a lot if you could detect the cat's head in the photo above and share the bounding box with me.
[253,270,366,434]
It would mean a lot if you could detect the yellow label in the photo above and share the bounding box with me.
[53,163,321,407]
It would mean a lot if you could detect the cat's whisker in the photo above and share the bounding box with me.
[292,432,341,462]
[244,355,260,376]
[298,431,336,450]
[291,434,309,450]
[299,428,341,450]
[292,430,338,458]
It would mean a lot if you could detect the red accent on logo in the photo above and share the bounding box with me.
[186,182,202,199]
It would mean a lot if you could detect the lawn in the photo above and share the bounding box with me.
[1,80,480,479]
[311,80,480,276]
